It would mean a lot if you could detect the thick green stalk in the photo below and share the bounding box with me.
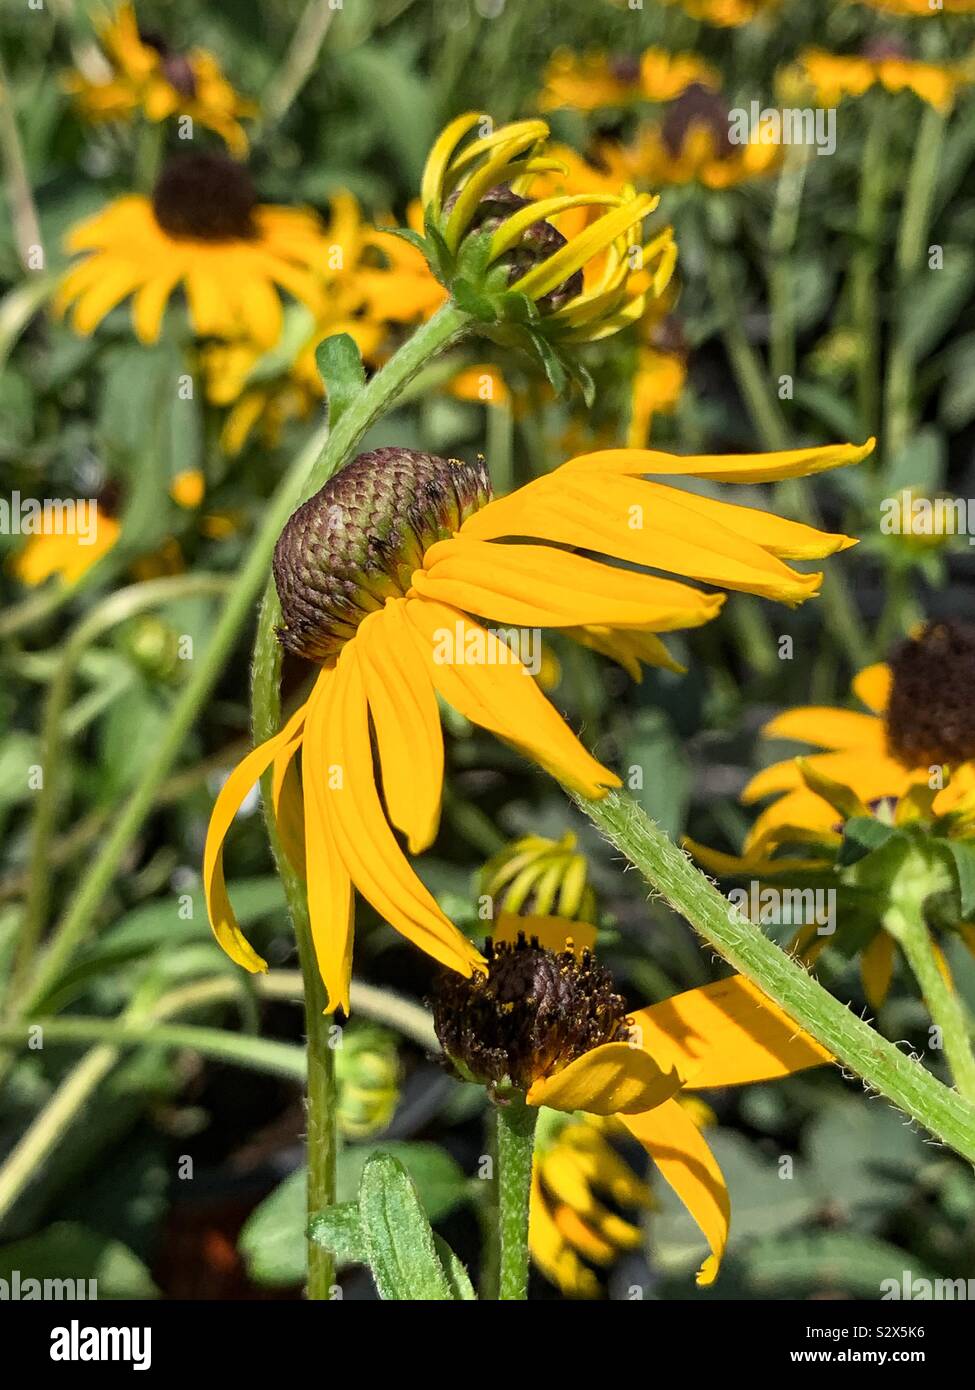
[495,1096,538,1300]
[572,790,975,1164]
[884,105,946,464]
[704,247,788,452]
[9,574,232,1012]
[768,141,809,385]
[249,301,474,1299]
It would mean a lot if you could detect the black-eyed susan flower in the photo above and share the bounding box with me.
[432,914,830,1284]
[792,43,971,114]
[411,113,675,347]
[600,85,779,191]
[687,620,975,1007]
[56,153,329,346]
[204,438,871,1014]
[64,3,255,154]
[537,47,719,112]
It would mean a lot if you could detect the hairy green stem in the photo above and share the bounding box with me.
[886,904,975,1104]
[495,1096,537,1300]
[573,789,975,1164]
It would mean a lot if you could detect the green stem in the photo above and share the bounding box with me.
[0,49,43,269]
[9,575,232,1013]
[572,789,975,1163]
[886,905,975,1104]
[850,105,888,436]
[495,1096,537,1300]
[249,301,474,1299]
[768,142,809,386]
[883,105,946,464]
[703,246,788,451]
[258,0,338,133]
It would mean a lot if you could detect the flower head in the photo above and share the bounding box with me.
[481,832,598,923]
[537,46,719,112]
[431,914,829,1284]
[412,113,675,346]
[205,438,870,1015]
[791,44,971,114]
[63,3,255,154]
[659,0,781,26]
[56,153,330,345]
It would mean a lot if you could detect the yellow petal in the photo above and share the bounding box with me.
[622,1098,729,1286]
[356,601,444,853]
[420,112,485,215]
[272,728,306,877]
[492,911,598,956]
[404,597,620,797]
[628,975,832,1089]
[509,195,656,302]
[562,439,876,482]
[861,932,896,1010]
[415,536,725,629]
[529,1171,600,1298]
[527,1042,683,1115]
[203,703,308,972]
[852,663,892,715]
[323,640,484,979]
[761,707,884,750]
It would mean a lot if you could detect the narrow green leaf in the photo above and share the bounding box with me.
[944,839,975,918]
[434,1236,477,1300]
[307,1202,369,1267]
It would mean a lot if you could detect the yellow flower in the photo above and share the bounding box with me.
[481,832,598,922]
[686,620,975,1004]
[56,154,329,346]
[537,47,719,112]
[64,3,254,154]
[417,113,675,343]
[605,85,780,190]
[435,914,830,1286]
[356,201,450,326]
[659,0,781,25]
[10,515,121,587]
[794,45,971,114]
[856,0,975,13]
[204,438,871,1013]
[628,345,687,447]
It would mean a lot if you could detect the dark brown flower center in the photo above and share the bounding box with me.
[661,83,733,161]
[885,619,975,770]
[608,54,642,86]
[140,29,197,98]
[152,155,257,242]
[272,448,492,663]
[431,933,631,1094]
[444,184,584,311]
[861,37,910,64]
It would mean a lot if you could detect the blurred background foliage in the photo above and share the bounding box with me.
[1,0,975,1299]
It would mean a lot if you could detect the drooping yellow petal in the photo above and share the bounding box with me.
[761,707,885,750]
[415,536,725,629]
[355,601,444,853]
[852,663,892,715]
[203,703,308,972]
[492,910,598,957]
[529,1171,600,1298]
[561,439,876,482]
[743,750,910,805]
[628,975,832,1089]
[551,1202,619,1265]
[622,1098,729,1286]
[682,837,829,877]
[323,640,484,980]
[560,1121,654,1208]
[861,932,896,1010]
[526,1042,683,1115]
[404,597,620,797]
[272,726,306,878]
[420,112,485,214]
[509,195,656,302]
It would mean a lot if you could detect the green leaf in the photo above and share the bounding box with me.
[745,1231,942,1297]
[451,279,499,322]
[357,1152,453,1300]
[337,1141,470,1221]
[307,1203,368,1266]
[316,333,366,430]
[944,839,975,918]
[433,1236,477,1299]
[836,817,898,868]
[238,1169,306,1287]
[0,1222,158,1300]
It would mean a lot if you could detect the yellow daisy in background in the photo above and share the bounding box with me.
[10,514,121,587]
[434,914,830,1285]
[356,201,449,326]
[56,154,330,346]
[537,47,719,112]
[856,0,975,13]
[687,620,975,1006]
[204,438,871,1013]
[601,85,780,191]
[793,43,971,114]
[64,2,255,154]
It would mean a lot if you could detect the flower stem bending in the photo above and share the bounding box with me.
[572,789,975,1164]
[495,1096,538,1300]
